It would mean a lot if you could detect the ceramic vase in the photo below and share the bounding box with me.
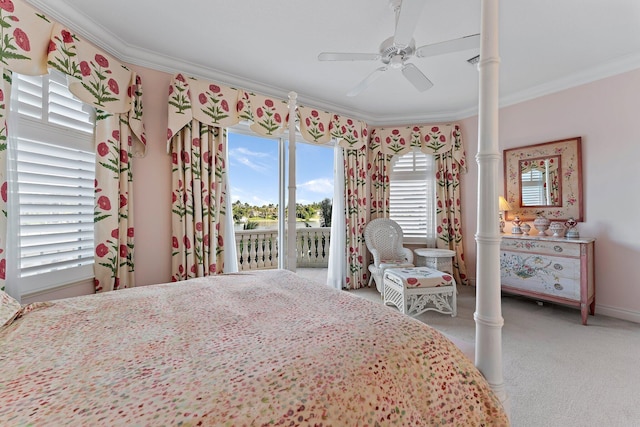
[565,217,579,238]
[549,221,565,237]
[533,214,550,235]
[521,223,531,236]
[511,216,522,234]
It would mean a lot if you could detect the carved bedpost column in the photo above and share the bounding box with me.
[475,0,509,414]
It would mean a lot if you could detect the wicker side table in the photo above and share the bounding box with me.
[413,248,456,274]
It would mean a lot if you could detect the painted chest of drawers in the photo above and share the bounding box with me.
[500,234,595,325]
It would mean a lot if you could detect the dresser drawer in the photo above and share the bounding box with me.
[500,238,581,257]
[499,234,595,324]
[500,251,581,300]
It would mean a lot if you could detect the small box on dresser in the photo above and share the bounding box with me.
[500,233,595,325]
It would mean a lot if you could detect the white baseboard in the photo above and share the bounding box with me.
[595,304,640,324]
[20,278,94,304]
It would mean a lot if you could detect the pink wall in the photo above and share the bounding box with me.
[68,64,638,321]
[129,65,173,286]
[459,69,640,321]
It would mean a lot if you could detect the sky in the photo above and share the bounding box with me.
[227,132,335,206]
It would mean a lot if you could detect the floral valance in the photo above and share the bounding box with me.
[0,0,146,155]
[369,123,466,171]
[166,74,369,151]
[1,0,54,75]
[167,74,291,148]
[297,106,368,150]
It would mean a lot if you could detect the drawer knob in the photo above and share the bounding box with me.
[554,283,564,291]
[553,263,563,271]
[553,245,563,253]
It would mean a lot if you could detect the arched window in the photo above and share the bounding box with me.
[389,150,436,246]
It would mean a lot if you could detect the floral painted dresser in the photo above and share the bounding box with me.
[500,234,595,325]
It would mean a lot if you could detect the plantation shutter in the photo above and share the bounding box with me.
[521,169,546,205]
[10,70,96,293]
[389,150,436,245]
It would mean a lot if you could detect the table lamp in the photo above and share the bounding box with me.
[498,196,512,233]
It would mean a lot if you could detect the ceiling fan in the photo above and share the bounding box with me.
[318,0,480,97]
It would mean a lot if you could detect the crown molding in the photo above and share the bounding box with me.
[498,52,640,111]
[26,0,640,127]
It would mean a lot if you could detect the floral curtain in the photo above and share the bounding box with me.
[169,120,227,281]
[167,74,291,279]
[0,0,145,293]
[343,145,369,289]
[369,124,469,286]
[298,106,370,289]
[0,70,10,291]
[368,152,391,220]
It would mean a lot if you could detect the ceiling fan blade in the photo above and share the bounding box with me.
[318,52,381,61]
[415,33,481,58]
[347,67,388,97]
[393,0,427,48]
[401,63,433,92]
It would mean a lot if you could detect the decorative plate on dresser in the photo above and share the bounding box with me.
[500,234,595,325]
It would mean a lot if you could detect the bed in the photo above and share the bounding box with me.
[1,269,508,425]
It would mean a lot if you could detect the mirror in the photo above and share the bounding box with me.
[519,155,561,206]
[504,137,583,221]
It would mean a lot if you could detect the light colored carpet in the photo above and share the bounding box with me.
[295,269,640,427]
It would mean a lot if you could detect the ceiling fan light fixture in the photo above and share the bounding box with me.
[389,54,404,69]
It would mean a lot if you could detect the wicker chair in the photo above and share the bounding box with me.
[364,218,414,293]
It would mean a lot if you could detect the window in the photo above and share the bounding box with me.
[389,150,436,246]
[227,128,335,270]
[7,70,96,296]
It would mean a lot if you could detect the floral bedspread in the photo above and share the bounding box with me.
[0,270,508,426]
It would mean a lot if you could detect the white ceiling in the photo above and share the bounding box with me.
[28,0,640,125]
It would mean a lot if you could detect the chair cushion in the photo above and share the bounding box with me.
[385,267,455,289]
[379,261,413,269]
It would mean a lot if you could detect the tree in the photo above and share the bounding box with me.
[320,198,332,227]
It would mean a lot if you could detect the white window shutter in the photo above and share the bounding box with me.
[389,150,436,245]
[9,70,96,294]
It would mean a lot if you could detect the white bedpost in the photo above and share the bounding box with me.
[475,0,509,413]
[287,91,298,272]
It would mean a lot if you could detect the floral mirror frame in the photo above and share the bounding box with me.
[504,137,583,221]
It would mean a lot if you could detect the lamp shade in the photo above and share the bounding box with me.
[498,196,512,211]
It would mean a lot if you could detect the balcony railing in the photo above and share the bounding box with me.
[235,227,331,271]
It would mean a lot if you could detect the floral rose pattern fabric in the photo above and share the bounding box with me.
[297,106,333,144]
[0,0,146,293]
[170,121,227,281]
[385,266,455,288]
[0,70,9,291]
[92,114,139,292]
[435,125,468,285]
[344,146,369,289]
[0,0,54,76]
[368,152,391,220]
[168,74,242,280]
[369,124,457,157]
[297,106,368,150]
[248,93,288,137]
[167,74,291,142]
